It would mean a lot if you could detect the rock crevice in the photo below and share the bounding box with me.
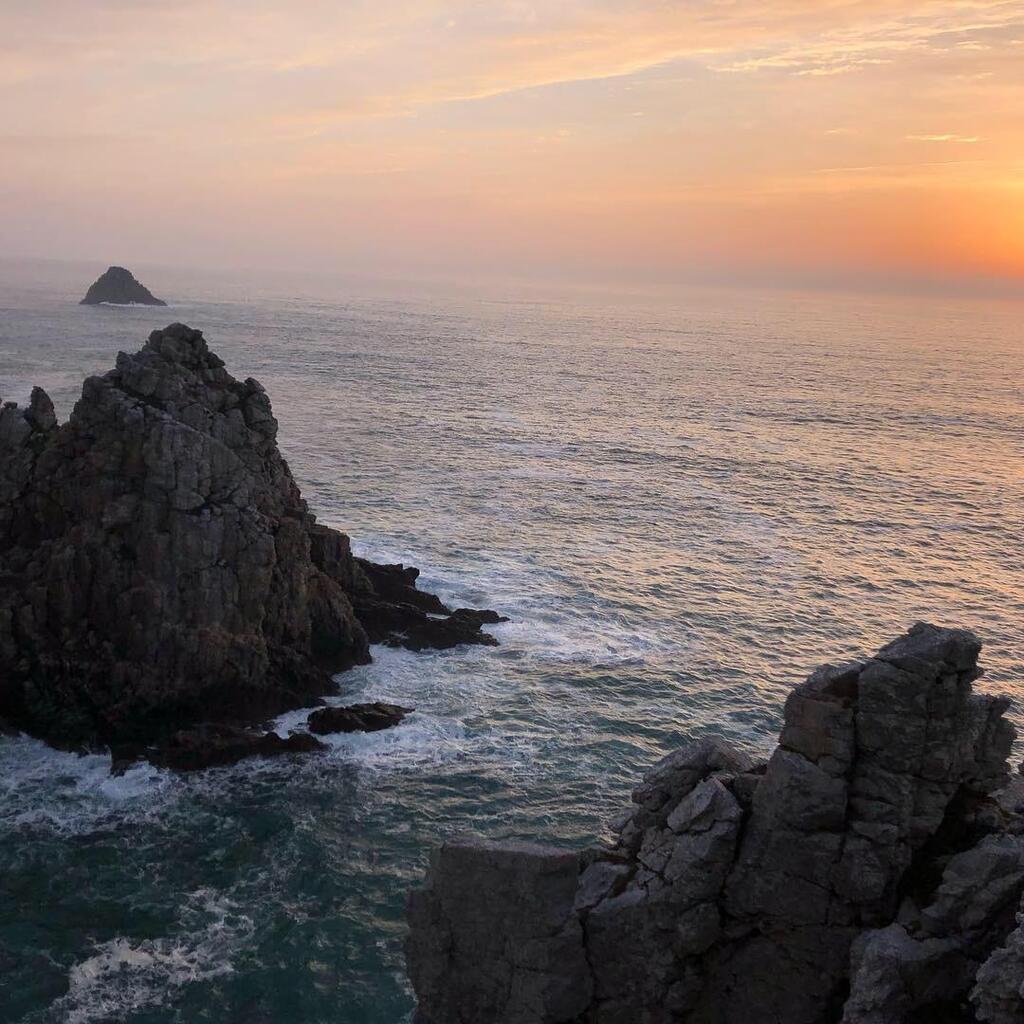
[406,624,1024,1024]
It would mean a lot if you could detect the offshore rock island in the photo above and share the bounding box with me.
[0,323,503,769]
[406,624,1024,1024]
[80,265,168,306]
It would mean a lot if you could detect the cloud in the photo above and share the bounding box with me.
[907,134,983,142]
[1,0,1022,287]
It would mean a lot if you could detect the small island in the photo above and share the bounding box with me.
[80,265,167,306]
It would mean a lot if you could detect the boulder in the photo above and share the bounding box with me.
[406,624,1021,1024]
[0,324,501,764]
[80,266,167,306]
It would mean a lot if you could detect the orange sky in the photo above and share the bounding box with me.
[2,1,1023,293]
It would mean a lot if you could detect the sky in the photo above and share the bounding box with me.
[1,1,1023,295]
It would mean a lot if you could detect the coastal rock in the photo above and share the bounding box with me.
[115,723,327,773]
[307,701,411,735]
[80,266,167,306]
[350,561,509,651]
[973,899,1024,1023]
[0,323,501,765]
[405,623,1021,1024]
[406,839,593,1024]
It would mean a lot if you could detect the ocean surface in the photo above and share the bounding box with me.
[1,259,1022,1023]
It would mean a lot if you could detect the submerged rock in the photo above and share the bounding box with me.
[406,623,1022,1024]
[80,266,167,306]
[0,323,501,766]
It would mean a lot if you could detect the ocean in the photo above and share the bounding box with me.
[1,259,1022,1023]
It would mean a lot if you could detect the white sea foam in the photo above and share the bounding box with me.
[43,890,253,1024]
[270,642,541,774]
[0,734,175,839]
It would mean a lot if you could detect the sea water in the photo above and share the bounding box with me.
[1,259,1022,1023]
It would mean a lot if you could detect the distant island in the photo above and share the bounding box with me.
[80,265,167,306]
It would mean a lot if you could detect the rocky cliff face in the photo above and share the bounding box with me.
[0,323,501,761]
[80,266,167,305]
[406,624,1024,1024]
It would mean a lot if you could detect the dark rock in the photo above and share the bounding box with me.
[307,702,411,735]
[355,559,450,615]
[353,596,503,651]
[406,839,593,1024]
[450,608,510,626]
[0,323,500,763]
[80,266,167,306]
[405,624,1022,1024]
[147,724,325,772]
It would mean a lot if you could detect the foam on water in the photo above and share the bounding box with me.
[39,891,254,1024]
[0,735,174,838]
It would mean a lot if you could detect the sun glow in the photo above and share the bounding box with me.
[0,1,1022,294]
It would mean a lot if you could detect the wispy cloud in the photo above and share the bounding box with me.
[907,133,983,142]
[0,0,1022,286]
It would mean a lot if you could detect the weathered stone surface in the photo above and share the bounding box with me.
[80,266,167,306]
[973,899,1024,1023]
[406,838,592,1024]
[0,324,501,766]
[307,701,411,735]
[406,624,1022,1024]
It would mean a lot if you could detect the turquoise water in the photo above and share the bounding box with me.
[2,260,1023,1022]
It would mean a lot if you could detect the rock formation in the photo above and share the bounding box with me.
[406,624,1024,1024]
[0,323,502,767]
[80,266,167,306]
[308,701,411,735]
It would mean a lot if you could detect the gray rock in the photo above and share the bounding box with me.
[405,838,591,1024]
[406,624,1022,1023]
[973,900,1024,1023]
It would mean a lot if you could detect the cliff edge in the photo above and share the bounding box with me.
[406,624,1024,1024]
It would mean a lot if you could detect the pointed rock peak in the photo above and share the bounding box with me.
[142,322,216,368]
[80,266,167,306]
[25,387,56,432]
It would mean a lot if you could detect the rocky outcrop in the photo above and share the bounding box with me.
[0,323,501,765]
[80,266,167,306]
[406,624,1022,1024]
[307,701,411,735]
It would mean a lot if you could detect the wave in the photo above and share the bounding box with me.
[34,890,253,1024]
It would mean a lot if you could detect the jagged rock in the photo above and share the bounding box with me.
[406,624,1021,1024]
[0,323,501,764]
[80,266,167,306]
[307,701,411,735]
